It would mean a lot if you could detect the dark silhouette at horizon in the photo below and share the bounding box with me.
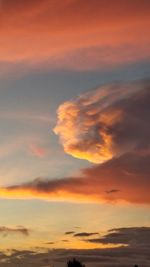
[66,258,139,267]
[67,259,85,267]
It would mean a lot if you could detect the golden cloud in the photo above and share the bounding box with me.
[0,81,149,205]
[54,81,143,163]
[0,151,150,204]
[0,0,150,72]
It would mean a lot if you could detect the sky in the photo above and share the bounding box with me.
[0,0,150,266]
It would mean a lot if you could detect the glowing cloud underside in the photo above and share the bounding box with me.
[0,81,150,204]
[54,82,143,163]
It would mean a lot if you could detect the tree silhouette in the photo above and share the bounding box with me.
[67,258,85,267]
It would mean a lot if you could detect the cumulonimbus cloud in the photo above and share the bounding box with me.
[0,80,149,204]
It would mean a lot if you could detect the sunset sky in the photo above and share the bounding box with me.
[0,1,150,266]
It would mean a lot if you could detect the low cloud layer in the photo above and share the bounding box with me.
[87,227,150,247]
[0,226,29,237]
[0,80,149,204]
[0,146,149,204]
[1,227,150,267]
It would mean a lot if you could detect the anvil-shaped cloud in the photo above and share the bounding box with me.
[0,80,149,204]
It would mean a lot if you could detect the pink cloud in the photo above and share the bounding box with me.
[29,143,47,158]
[0,0,149,72]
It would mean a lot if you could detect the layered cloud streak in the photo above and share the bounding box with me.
[1,227,150,267]
[0,226,29,237]
[0,0,150,72]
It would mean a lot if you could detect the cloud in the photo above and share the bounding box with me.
[45,241,56,245]
[0,111,52,124]
[0,150,150,204]
[0,0,150,73]
[105,189,120,194]
[65,232,75,235]
[87,227,150,247]
[0,80,150,205]
[54,80,150,163]
[29,143,47,158]
[0,226,29,237]
[0,134,48,160]
[2,228,150,267]
[74,232,99,237]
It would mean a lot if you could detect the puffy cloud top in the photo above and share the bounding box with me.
[54,81,150,163]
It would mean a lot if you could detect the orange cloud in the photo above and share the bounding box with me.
[0,151,150,204]
[29,143,47,158]
[0,0,149,71]
[54,81,145,163]
[0,80,149,205]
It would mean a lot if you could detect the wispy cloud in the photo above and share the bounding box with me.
[0,0,150,73]
[29,143,47,158]
[65,232,75,235]
[74,232,99,237]
[44,241,56,245]
[0,226,29,237]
